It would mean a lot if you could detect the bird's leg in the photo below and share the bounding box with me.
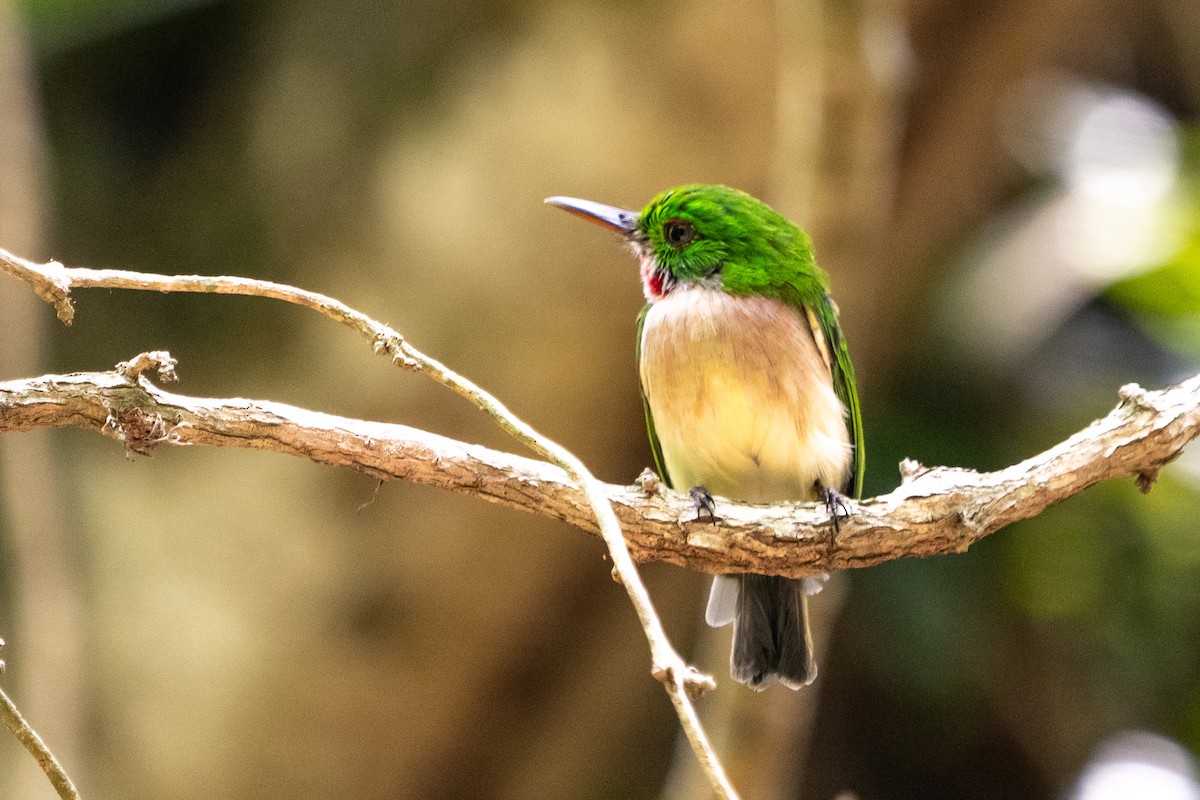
[816,482,850,534]
[815,482,848,567]
[689,486,717,522]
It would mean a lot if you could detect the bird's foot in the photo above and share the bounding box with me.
[817,483,850,534]
[689,486,717,522]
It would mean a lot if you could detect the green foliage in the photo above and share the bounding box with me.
[1106,129,1200,356]
[19,0,212,52]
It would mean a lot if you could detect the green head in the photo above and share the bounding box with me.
[546,184,829,306]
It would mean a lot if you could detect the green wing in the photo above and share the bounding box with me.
[635,304,672,489]
[814,294,865,499]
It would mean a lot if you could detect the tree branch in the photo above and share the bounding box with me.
[0,643,80,800]
[0,687,79,800]
[4,363,1197,580]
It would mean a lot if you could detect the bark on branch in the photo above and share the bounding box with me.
[3,361,1198,580]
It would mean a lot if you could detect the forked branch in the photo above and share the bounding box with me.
[0,247,737,799]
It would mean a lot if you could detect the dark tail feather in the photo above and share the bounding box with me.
[731,575,817,690]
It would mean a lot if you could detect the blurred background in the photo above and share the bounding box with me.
[2,0,1200,798]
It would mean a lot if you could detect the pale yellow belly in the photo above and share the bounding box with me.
[639,287,851,504]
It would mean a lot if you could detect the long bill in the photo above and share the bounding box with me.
[544,196,639,235]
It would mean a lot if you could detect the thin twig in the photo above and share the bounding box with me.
[0,685,80,800]
[0,247,739,799]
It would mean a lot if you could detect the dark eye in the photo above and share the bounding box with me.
[663,219,695,248]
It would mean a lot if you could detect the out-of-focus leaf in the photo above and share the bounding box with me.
[19,0,218,53]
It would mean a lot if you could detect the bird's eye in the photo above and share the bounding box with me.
[663,219,695,248]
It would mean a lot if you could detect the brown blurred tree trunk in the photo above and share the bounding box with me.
[0,1,85,797]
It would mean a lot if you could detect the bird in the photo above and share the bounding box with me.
[546,184,864,689]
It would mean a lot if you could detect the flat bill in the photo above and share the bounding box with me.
[544,196,638,234]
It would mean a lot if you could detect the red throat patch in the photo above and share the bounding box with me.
[640,253,667,301]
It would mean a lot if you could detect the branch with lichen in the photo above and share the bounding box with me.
[4,247,1200,800]
[4,361,1197,579]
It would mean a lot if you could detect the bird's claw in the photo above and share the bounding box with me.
[689,486,717,522]
[819,485,850,534]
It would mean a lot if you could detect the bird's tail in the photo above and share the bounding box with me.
[707,574,816,690]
